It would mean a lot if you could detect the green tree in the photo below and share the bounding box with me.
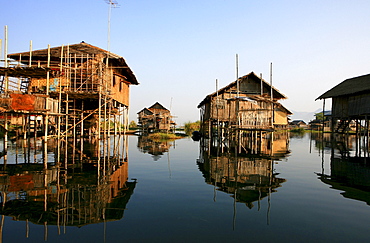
[184,121,200,135]
[129,120,137,129]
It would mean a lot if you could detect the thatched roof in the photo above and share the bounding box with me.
[137,108,153,115]
[316,73,370,100]
[275,102,293,115]
[198,72,286,108]
[8,42,121,60]
[6,42,138,85]
[148,102,169,111]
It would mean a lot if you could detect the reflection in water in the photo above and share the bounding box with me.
[137,135,175,161]
[197,131,290,222]
[313,132,370,205]
[0,135,136,240]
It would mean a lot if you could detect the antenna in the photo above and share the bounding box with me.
[105,0,119,52]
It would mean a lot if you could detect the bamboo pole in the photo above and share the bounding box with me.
[0,39,2,62]
[81,99,84,137]
[3,26,8,166]
[80,102,84,170]
[260,73,263,96]
[4,27,7,69]
[86,54,89,91]
[236,54,239,97]
[216,79,219,146]
[29,40,32,67]
[65,45,70,170]
[270,62,274,129]
[0,213,4,243]
[322,99,325,133]
[43,44,51,169]
[98,60,102,181]
[56,45,64,167]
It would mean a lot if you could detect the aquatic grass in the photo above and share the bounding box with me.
[148,132,186,141]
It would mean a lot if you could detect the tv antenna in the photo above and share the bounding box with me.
[105,0,119,52]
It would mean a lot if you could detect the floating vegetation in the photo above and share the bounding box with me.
[148,133,186,141]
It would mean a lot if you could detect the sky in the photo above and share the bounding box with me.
[1,0,370,125]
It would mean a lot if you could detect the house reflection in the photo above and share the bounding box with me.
[137,135,174,161]
[317,156,370,205]
[0,135,136,238]
[197,132,290,209]
[309,132,357,155]
[314,133,370,205]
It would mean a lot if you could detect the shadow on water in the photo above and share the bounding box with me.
[0,135,136,240]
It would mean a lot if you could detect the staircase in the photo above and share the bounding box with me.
[335,119,350,133]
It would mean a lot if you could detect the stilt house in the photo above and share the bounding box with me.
[197,72,291,137]
[316,73,370,132]
[0,42,138,136]
[137,102,175,132]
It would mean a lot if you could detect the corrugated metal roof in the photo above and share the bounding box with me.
[316,73,370,100]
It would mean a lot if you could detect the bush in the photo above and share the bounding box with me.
[184,121,200,135]
[290,127,305,133]
[148,133,183,141]
[129,120,138,129]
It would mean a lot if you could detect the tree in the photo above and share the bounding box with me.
[129,120,137,129]
[184,121,200,135]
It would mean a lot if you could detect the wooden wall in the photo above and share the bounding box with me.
[111,72,130,107]
[348,93,370,117]
[274,108,289,125]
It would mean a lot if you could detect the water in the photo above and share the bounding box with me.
[1,133,370,242]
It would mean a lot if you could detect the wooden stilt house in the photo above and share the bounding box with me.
[316,73,370,133]
[0,42,138,136]
[137,102,175,133]
[197,72,291,137]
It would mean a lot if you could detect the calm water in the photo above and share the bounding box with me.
[1,132,370,242]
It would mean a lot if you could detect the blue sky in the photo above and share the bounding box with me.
[2,1,370,125]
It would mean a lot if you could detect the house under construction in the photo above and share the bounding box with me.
[0,41,138,140]
[198,71,290,134]
[197,72,291,154]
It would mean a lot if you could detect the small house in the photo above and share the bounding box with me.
[289,120,307,129]
[197,72,291,137]
[137,102,175,132]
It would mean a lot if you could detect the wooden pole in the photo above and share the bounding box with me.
[366,116,369,157]
[81,100,84,137]
[260,73,263,96]
[64,45,70,169]
[0,39,2,62]
[29,40,32,67]
[236,54,239,97]
[98,60,102,180]
[57,45,64,167]
[216,79,219,144]
[4,26,7,68]
[270,62,274,128]
[322,99,326,133]
[44,44,50,169]
[3,26,8,164]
